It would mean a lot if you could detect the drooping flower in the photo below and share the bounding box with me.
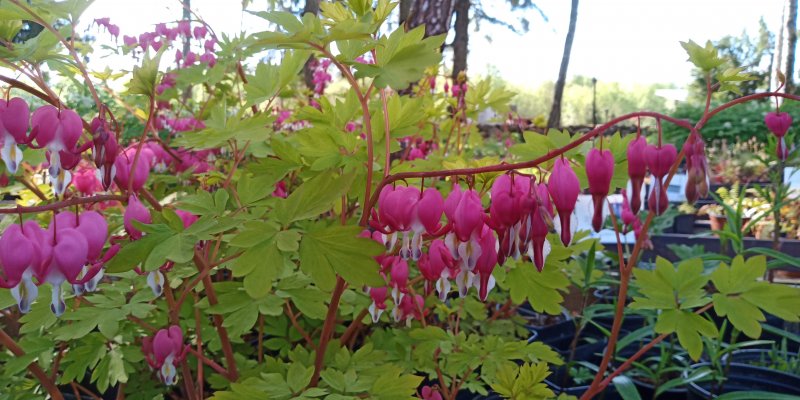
[524,182,553,272]
[585,147,615,232]
[548,158,580,245]
[644,143,677,216]
[193,25,207,39]
[765,112,793,161]
[765,111,792,137]
[123,35,137,47]
[394,293,425,326]
[683,131,709,203]
[421,386,444,400]
[627,136,648,214]
[472,226,498,301]
[90,117,120,190]
[31,105,83,195]
[489,174,529,265]
[114,149,150,193]
[0,223,42,314]
[388,256,409,304]
[443,186,487,272]
[418,239,455,300]
[372,185,443,260]
[367,286,388,323]
[142,326,187,385]
[0,97,31,173]
[124,195,151,240]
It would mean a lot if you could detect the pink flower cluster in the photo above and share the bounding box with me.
[400,136,437,161]
[0,211,118,316]
[94,18,120,38]
[311,58,332,95]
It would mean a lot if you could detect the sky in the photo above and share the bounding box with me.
[77,0,786,88]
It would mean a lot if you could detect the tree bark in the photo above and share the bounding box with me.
[399,0,413,27]
[547,0,579,130]
[303,0,321,91]
[451,0,470,79]
[786,0,797,93]
[407,0,455,37]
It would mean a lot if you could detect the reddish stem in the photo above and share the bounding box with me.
[309,277,346,387]
[359,111,694,226]
[0,194,126,214]
[0,328,64,400]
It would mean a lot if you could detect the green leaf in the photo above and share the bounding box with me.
[370,365,424,400]
[630,257,710,311]
[299,225,384,291]
[711,255,800,338]
[612,375,643,400]
[287,363,314,393]
[353,26,444,89]
[237,242,282,298]
[273,170,356,225]
[505,261,570,315]
[245,50,310,106]
[143,233,197,270]
[276,229,302,252]
[106,231,170,273]
[654,309,717,360]
[680,40,725,72]
[126,49,163,96]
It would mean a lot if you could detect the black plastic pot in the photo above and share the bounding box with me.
[686,362,800,399]
[673,214,696,234]
[594,314,648,333]
[723,349,800,373]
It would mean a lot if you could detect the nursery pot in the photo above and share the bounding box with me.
[685,362,800,399]
[708,214,726,232]
[722,349,800,373]
[673,214,696,234]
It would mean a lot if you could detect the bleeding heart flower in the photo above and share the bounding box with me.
[765,111,792,137]
[418,239,455,300]
[644,144,677,216]
[548,158,580,245]
[175,210,198,229]
[125,195,151,240]
[0,97,31,173]
[0,224,38,313]
[193,25,207,39]
[31,106,83,196]
[142,326,187,385]
[627,136,647,214]
[421,386,443,400]
[473,226,498,301]
[394,293,425,326]
[525,182,553,272]
[388,256,409,304]
[586,148,615,232]
[444,186,487,272]
[114,151,150,193]
[367,286,388,322]
[683,132,709,203]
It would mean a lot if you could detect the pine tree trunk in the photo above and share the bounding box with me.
[451,0,470,79]
[399,0,412,27]
[407,0,455,37]
[786,0,797,93]
[547,0,580,130]
[303,0,321,91]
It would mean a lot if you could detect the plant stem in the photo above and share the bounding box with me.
[309,277,346,387]
[192,251,239,381]
[0,194,126,214]
[0,328,64,400]
[360,111,694,226]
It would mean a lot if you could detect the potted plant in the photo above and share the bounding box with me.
[673,203,697,234]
